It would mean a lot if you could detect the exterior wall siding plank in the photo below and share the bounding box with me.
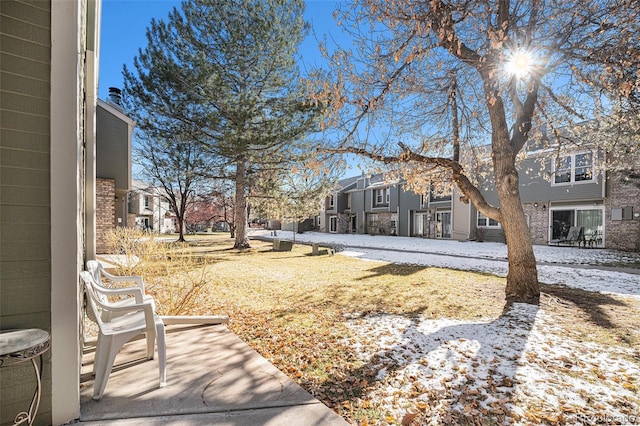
[0,90,50,116]
[0,1,51,26]
[0,14,50,45]
[0,147,49,169]
[0,185,50,205]
[0,72,51,99]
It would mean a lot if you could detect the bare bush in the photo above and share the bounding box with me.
[102,228,213,315]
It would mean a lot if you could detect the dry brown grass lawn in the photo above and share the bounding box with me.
[114,232,640,425]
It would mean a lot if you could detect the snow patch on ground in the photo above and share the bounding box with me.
[345,305,640,424]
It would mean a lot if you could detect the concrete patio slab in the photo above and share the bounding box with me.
[79,324,347,425]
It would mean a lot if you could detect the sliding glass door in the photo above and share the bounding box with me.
[550,207,604,242]
[551,210,574,240]
[577,209,603,240]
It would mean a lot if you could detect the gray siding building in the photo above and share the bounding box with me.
[319,141,640,251]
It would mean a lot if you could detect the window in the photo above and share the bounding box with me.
[144,196,150,208]
[477,212,500,227]
[553,152,594,184]
[328,195,334,208]
[329,216,337,233]
[554,156,572,183]
[574,153,593,182]
[347,193,351,209]
[390,213,397,235]
[373,188,388,206]
[375,188,384,204]
[429,183,452,202]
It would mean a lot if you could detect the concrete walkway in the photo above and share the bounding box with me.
[79,324,348,425]
[328,243,640,275]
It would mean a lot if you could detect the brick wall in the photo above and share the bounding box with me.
[96,178,116,253]
[605,175,640,251]
[523,203,550,245]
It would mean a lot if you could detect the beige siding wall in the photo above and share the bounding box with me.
[451,188,471,241]
[0,1,53,424]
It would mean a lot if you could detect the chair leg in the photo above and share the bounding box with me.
[92,336,113,400]
[92,336,103,375]
[155,318,167,387]
[145,324,156,360]
[92,334,133,400]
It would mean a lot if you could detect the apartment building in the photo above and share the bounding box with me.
[129,180,177,235]
[320,134,639,251]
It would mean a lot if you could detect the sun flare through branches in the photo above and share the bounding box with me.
[505,49,534,79]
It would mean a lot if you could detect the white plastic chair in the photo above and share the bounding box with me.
[86,260,155,319]
[80,271,166,400]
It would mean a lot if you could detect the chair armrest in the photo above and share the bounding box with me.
[101,300,157,331]
[101,269,145,293]
[92,294,154,314]
[93,285,145,303]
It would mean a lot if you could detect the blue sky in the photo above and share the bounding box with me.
[98,0,344,100]
[98,0,368,176]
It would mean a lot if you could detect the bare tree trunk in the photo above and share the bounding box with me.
[176,216,186,242]
[233,157,251,249]
[223,203,235,238]
[449,73,460,163]
[493,135,540,304]
[478,65,540,304]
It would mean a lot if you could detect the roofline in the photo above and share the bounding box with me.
[97,98,135,126]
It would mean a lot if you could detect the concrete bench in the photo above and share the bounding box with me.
[311,243,334,256]
[273,239,293,251]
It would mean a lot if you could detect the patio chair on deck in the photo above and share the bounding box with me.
[549,226,584,247]
[585,229,603,248]
[80,271,166,400]
[86,260,155,318]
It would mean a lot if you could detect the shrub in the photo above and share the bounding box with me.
[102,228,213,316]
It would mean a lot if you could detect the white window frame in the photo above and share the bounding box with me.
[477,212,500,228]
[375,188,384,204]
[329,216,338,233]
[347,193,351,209]
[328,194,335,208]
[552,151,595,186]
[373,188,388,207]
[390,213,397,234]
